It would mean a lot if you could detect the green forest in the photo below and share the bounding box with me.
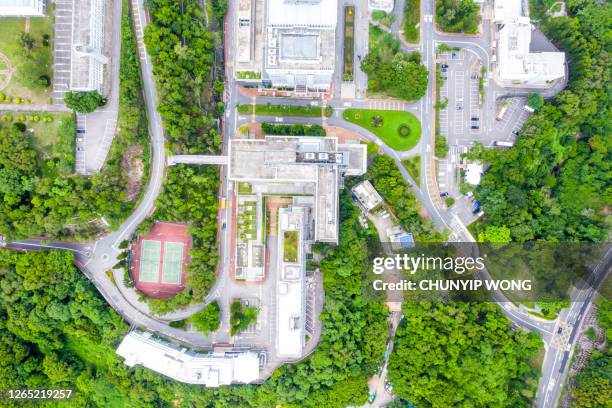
[137,165,220,315]
[0,192,389,407]
[0,4,148,241]
[362,25,429,101]
[471,0,611,242]
[365,155,445,241]
[436,0,481,34]
[144,0,224,154]
[388,302,543,406]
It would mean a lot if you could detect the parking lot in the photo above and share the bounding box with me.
[492,96,531,145]
[52,0,73,104]
[438,50,483,146]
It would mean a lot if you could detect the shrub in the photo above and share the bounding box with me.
[445,197,455,207]
[5,97,11,104]
[370,115,384,128]
[38,75,51,87]
[17,115,26,122]
[0,93,5,102]
[64,91,106,113]
[14,97,21,104]
[13,122,27,132]
[2,114,12,122]
[398,124,411,138]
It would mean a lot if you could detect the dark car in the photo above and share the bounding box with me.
[471,125,479,129]
[471,116,479,121]
[77,128,86,134]
[440,192,449,198]
[441,64,449,68]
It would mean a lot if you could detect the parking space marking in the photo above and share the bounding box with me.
[92,117,118,172]
[453,70,465,136]
[75,115,87,174]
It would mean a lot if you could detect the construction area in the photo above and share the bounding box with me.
[129,222,192,299]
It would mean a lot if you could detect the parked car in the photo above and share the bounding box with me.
[471,125,479,129]
[385,381,393,393]
[471,116,479,121]
[77,128,85,134]
[441,64,449,68]
[440,192,449,198]
[368,392,376,403]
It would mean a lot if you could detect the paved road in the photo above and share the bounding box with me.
[5,0,593,402]
[536,247,612,408]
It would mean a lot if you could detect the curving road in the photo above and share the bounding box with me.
[4,0,602,404]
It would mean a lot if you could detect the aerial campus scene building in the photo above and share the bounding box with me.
[0,0,608,406]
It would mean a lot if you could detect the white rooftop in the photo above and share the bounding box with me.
[116,332,260,387]
[497,16,565,85]
[267,0,337,28]
[0,0,44,16]
[466,163,483,185]
[352,180,383,212]
[494,0,522,22]
[276,206,306,358]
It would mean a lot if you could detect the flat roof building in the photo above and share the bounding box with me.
[276,206,307,357]
[263,0,337,92]
[494,0,565,87]
[0,0,45,16]
[493,0,522,23]
[465,162,483,185]
[70,0,108,92]
[352,180,383,212]
[228,136,366,243]
[116,331,261,387]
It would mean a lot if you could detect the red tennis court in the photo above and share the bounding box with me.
[130,222,192,299]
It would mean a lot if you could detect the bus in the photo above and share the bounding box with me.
[493,140,514,148]
[496,103,509,121]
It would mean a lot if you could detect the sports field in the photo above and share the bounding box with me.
[140,240,161,282]
[130,222,192,299]
[162,242,184,284]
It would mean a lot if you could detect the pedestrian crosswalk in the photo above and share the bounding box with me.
[367,100,407,111]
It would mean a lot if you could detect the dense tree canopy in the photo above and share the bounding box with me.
[436,0,481,34]
[388,302,542,407]
[140,165,220,315]
[0,5,147,241]
[64,91,105,113]
[144,0,223,154]
[470,0,611,242]
[365,155,445,241]
[0,191,389,407]
[189,301,220,334]
[362,26,429,101]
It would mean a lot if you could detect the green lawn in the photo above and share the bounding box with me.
[402,155,421,186]
[237,103,324,117]
[343,109,421,151]
[0,16,54,103]
[283,230,299,263]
